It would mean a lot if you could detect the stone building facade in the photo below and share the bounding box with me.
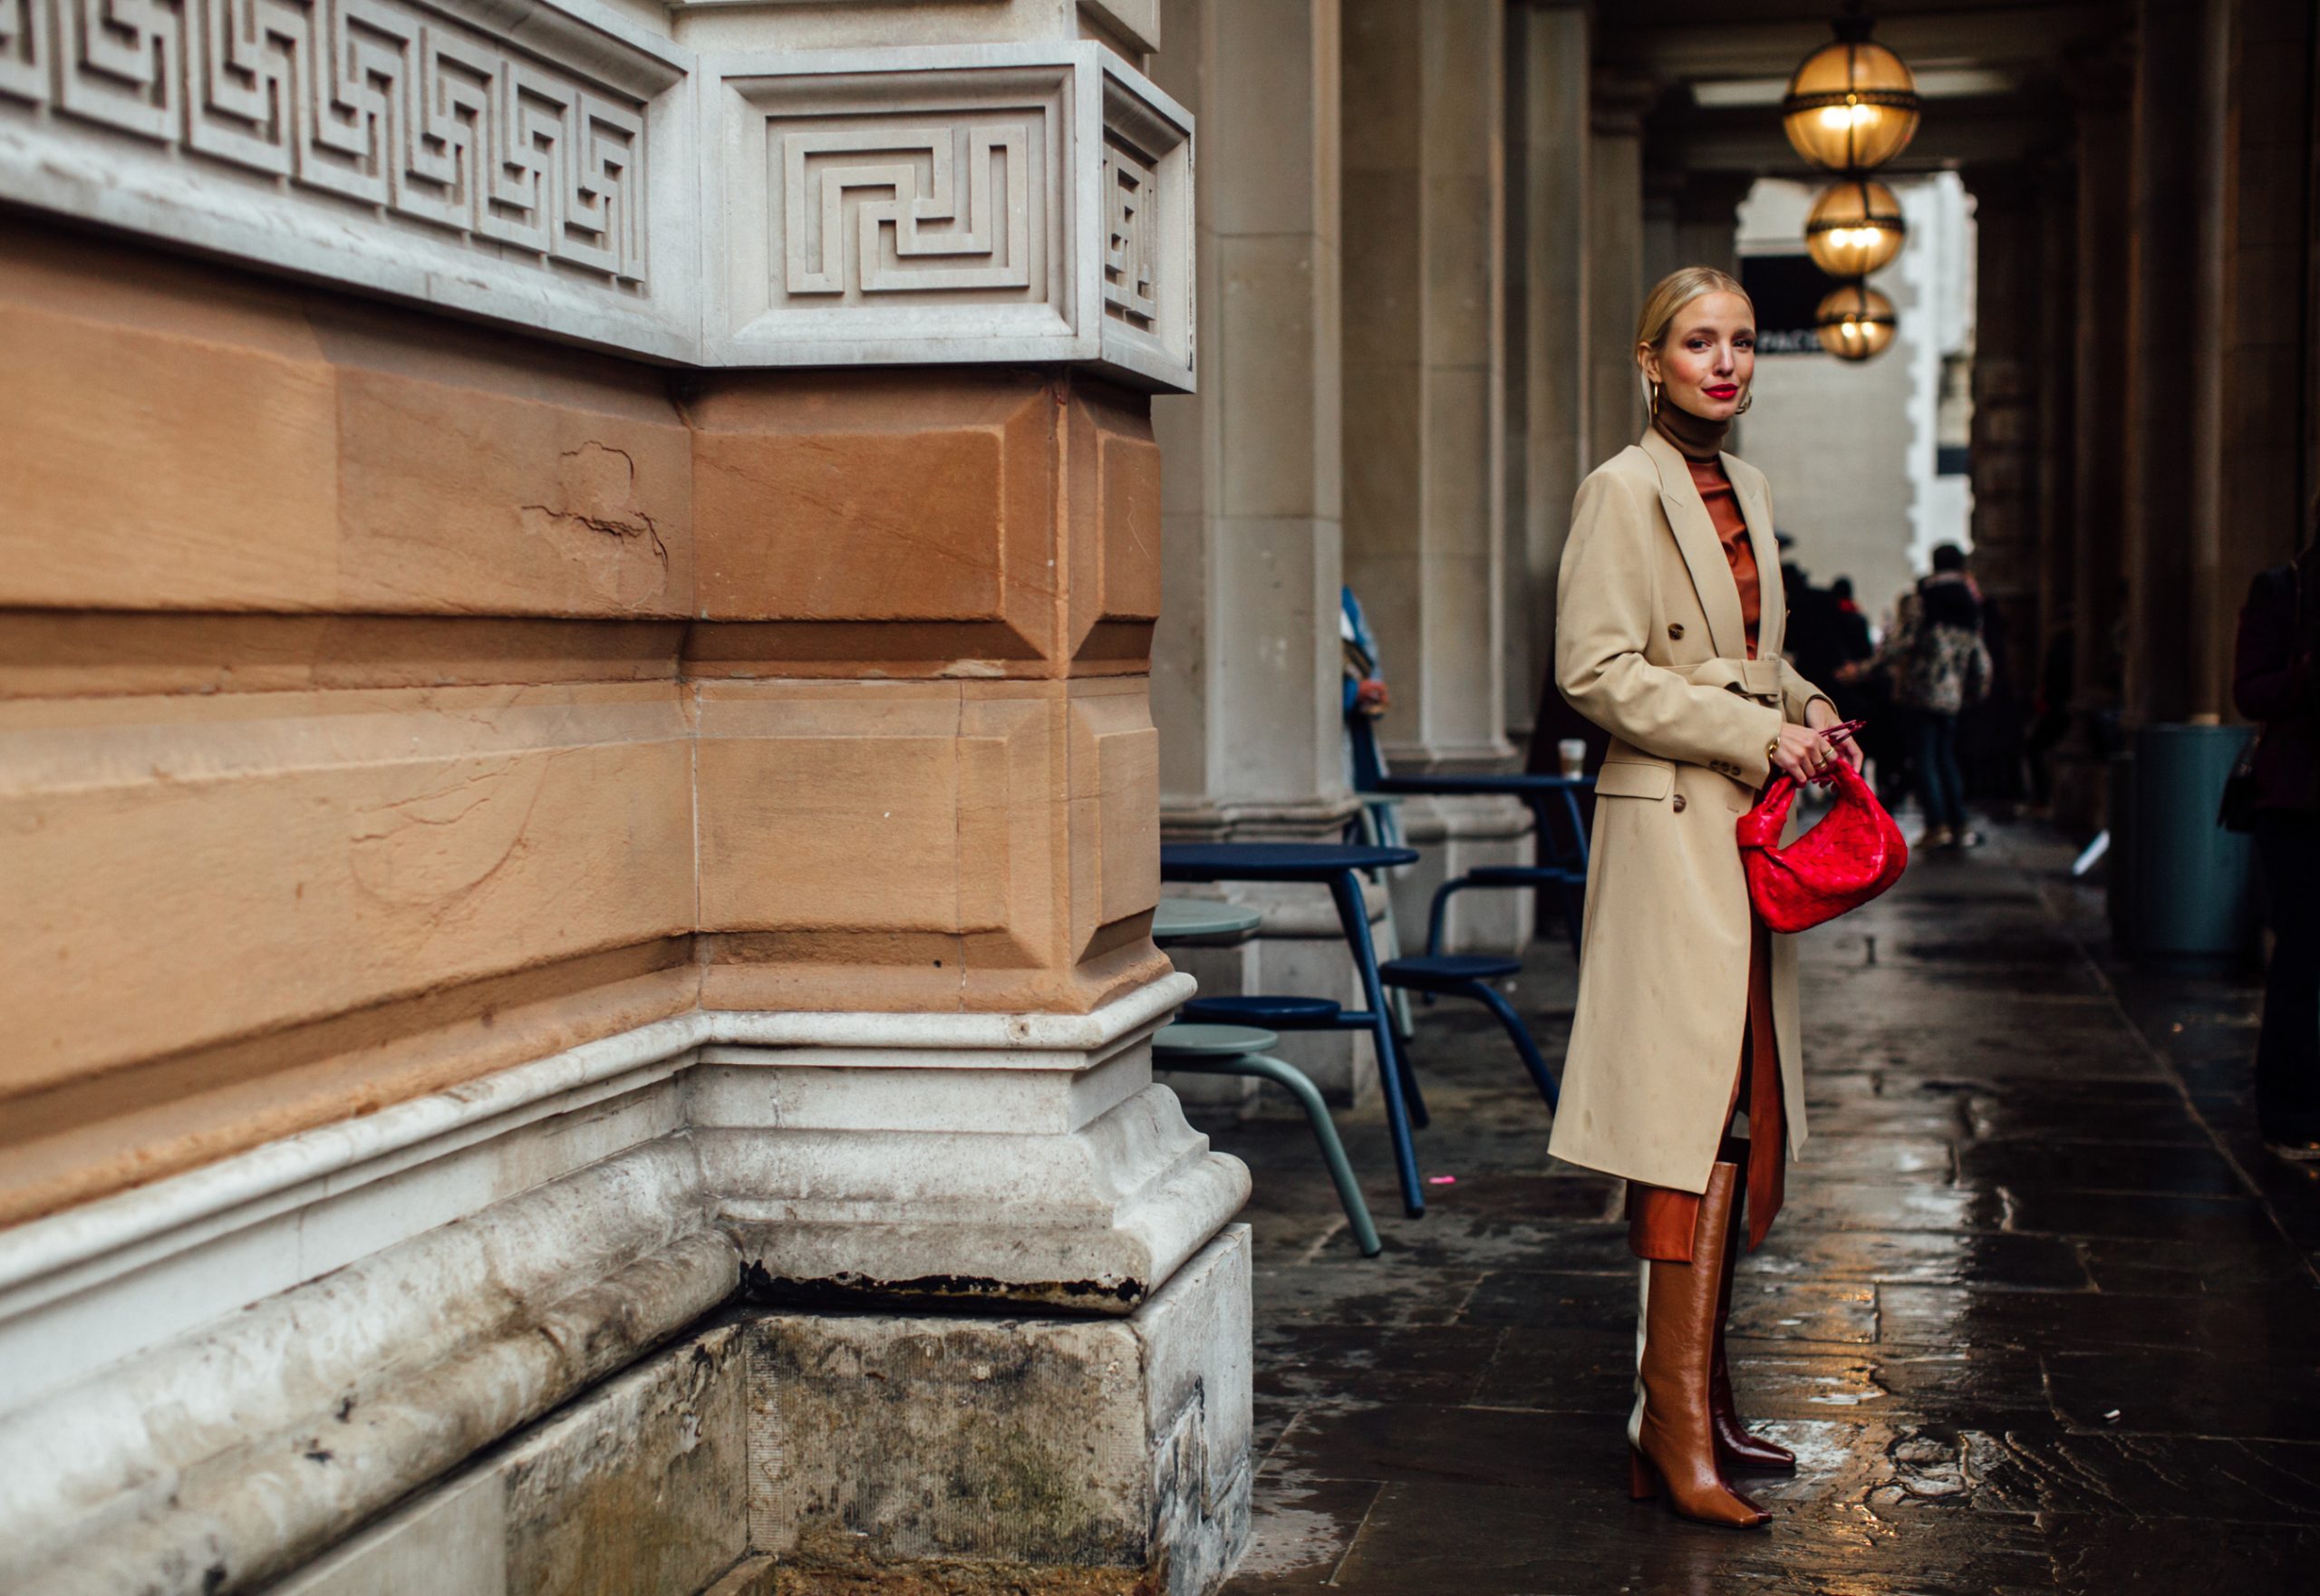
[3,2,2317,1592]
[0,3,1254,1592]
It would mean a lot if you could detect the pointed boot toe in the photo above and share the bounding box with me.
[1715,1421,1798,1474]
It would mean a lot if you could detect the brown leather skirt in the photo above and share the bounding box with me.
[1625,918,1785,1262]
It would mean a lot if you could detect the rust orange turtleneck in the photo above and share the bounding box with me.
[1686,456,1763,659]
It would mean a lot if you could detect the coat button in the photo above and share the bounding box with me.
[1672,794,1688,813]
[1668,624,1685,639]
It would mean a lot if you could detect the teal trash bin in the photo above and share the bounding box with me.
[2130,724,2257,971]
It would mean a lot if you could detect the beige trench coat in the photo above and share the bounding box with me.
[1546,429,1834,1195]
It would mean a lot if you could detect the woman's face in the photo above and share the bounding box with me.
[1640,292,1755,421]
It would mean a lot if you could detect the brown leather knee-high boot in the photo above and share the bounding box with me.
[1627,1161,1771,1528]
[1713,1141,1796,1474]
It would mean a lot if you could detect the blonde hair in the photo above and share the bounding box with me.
[1633,266,1754,416]
[1634,266,1753,358]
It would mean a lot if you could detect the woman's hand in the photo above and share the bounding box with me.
[1771,722,1841,784]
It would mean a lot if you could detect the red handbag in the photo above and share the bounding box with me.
[1735,758,1908,933]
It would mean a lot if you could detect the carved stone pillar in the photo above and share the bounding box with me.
[0,4,1254,1591]
[1152,0,1348,847]
[2035,157,2081,793]
[1507,0,1593,746]
[2206,0,2318,712]
[1964,163,2045,808]
[1676,171,1756,282]
[1642,163,1687,287]
[1642,167,1750,357]
[2123,0,2209,726]
[1587,73,1656,478]
[1341,0,1531,955]
[1145,0,1379,1104]
[2054,46,2135,830]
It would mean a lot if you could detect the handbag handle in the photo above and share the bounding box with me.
[1737,720,1866,849]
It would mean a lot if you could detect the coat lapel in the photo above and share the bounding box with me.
[1726,454,1785,661]
[1640,429,1747,661]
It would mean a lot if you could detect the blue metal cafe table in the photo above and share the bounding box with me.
[1156,842,1430,1217]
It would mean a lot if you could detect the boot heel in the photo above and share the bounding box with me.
[1628,1447,1659,1501]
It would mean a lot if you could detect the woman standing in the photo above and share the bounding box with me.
[1552,268,1857,1529]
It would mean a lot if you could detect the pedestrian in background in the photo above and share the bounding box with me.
[1847,587,1917,811]
[1783,562,1850,708]
[1850,546,1991,848]
[1828,577,1873,668]
[2231,500,2320,1155]
[1554,267,1856,1530]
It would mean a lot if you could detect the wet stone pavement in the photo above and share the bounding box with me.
[1184,826,2320,1595]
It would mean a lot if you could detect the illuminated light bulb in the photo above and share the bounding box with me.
[1805,179,1907,276]
[1815,284,1898,362]
[1782,21,1921,172]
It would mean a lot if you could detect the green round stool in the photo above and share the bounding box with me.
[1152,897,1263,942]
[1152,1021,1382,1257]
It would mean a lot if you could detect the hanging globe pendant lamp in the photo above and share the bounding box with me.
[1805,178,1908,277]
[1815,283,1899,361]
[1782,9,1922,173]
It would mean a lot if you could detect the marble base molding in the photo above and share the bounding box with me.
[269,1233,1250,1596]
[0,972,1250,1595]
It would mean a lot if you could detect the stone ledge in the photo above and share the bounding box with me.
[0,13,1196,390]
[0,974,1197,1340]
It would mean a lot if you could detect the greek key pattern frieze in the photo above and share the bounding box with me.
[780,122,1032,299]
[0,0,648,286]
[1100,134,1155,329]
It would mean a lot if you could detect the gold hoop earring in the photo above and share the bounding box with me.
[1735,390,1753,416]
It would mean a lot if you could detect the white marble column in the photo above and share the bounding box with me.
[1506,1,1593,747]
[1150,0,1386,1103]
[1152,0,1348,846]
[1342,0,1532,954]
[1586,73,1654,481]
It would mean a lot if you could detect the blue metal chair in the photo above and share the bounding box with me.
[1342,674,1593,960]
[1374,953,1560,1112]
